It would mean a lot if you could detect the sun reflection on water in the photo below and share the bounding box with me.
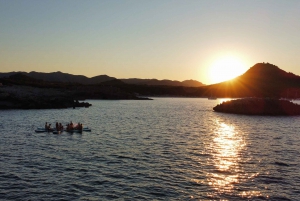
[213,122,242,171]
[203,120,262,198]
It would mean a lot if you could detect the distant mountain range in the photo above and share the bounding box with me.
[0,71,205,87]
[0,71,115,85]
[120,78,204,87]
[1,63,300,98]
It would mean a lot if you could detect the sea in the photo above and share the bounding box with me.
[0,98,300,201]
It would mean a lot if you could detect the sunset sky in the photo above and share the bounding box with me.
[1,0,300,84]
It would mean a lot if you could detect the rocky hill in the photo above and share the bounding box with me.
[202,63,300,98]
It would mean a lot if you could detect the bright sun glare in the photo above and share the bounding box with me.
[209,56,247,84]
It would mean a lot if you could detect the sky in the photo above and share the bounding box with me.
[1,0,300,84]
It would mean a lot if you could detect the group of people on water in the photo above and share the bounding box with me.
[45,121,83,131]
[66,121,83,131]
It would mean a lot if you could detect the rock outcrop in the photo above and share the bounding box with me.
[213,98,300,115]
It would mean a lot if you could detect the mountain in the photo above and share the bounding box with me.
[120,78,205,87]
[0,71,205,87]
[205,63,300,98]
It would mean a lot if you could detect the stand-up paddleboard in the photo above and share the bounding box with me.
[52,130,62,134]
[64,127,91,133]
[35,127,91,133]
[82,127,91,132]
[35,128,53,133]
[35,129,48,133]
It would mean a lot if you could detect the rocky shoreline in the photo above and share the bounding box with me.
[0,85,91,109]
[213,98,300,116]
[0,84,152,109]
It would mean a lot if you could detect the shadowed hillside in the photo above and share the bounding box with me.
[202,63,300,98]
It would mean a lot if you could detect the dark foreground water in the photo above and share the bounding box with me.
[1,98,300,200]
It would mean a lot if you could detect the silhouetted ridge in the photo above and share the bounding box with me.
[0,71,204,87]
[7,73,44,85]
[0,71,116,85]
[120,78,205,87]
[100,79,126,86]
[203,63,300,98]
[9,73,37,81]
[90,75,116,84]
[242,63,297,80]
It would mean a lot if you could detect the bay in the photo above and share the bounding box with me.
[1,98,300,200]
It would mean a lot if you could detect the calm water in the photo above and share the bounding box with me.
[1,98,300,200]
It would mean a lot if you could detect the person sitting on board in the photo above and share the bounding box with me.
[47,124,53,131]
[66,123,73,131]
[45,122,48,130]
[75,122,81,130]
[70,121,74,130]
[59,123,63,131]
[56,122,59,131]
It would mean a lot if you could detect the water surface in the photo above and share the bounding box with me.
[1,98,300,200]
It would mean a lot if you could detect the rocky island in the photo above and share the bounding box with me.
[213,98,300,116]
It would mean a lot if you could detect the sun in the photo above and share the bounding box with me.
[209,55,247,84]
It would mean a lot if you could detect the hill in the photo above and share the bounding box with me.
[203,63,300,98]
